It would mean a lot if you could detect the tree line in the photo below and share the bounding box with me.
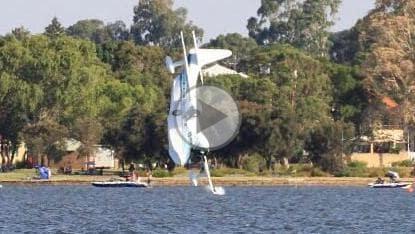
[0,0,412,173]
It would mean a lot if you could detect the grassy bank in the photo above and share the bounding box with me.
[0,166,414,186]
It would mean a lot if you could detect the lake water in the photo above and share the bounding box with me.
[0,185,414,233]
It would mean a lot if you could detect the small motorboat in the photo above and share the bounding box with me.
[92,181,148,188]
[369,171,413,189]
[368,182,412,189]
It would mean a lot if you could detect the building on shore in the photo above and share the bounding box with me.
[49,139,118,170]
[0,140,26,168]
[350,127,414,167]
[23,139,118,170]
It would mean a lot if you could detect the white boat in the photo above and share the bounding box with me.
[92,181,148,188]
[368,182,412,189]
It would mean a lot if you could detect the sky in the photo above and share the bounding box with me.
[0,0,375,42]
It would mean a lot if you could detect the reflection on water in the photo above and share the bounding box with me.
[0,186,414,233]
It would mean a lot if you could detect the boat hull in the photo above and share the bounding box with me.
[92,182,148,188]
[368,182,412,189]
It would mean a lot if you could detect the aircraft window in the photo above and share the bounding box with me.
[187,54,196,65]
[172,110,182,116]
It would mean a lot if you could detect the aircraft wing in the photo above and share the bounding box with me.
[189,48,232,67]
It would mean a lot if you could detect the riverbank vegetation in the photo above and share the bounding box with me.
[1,0,415,175]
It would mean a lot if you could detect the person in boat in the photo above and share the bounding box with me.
[127,163,135,181]
[375,177,384,184]
[386,171,400,183]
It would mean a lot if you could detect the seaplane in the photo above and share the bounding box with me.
[166,31,232,195]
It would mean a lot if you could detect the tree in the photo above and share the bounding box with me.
[226,45,333,167]
[0,34,116,165]
[327,63,368,126]
[106,21,130,41]
[73,117,103,164]
[22,116,68,166]
[206,76,277,168]
[67,19,130,44]
[44,17,65,38]
[66,19,109,43]
[131,0,203,48]
[114,106,166,165]
[206,33,258,71]
[329,28,361,64]
[358,0,415,127]
[304,121,355,173]
[247,0,341,56]
[10,27,30,40]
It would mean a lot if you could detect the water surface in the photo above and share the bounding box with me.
[0,186,414,233]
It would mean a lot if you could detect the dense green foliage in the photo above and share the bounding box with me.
[248,0,341,56]
[131,0,203,49]
[1,0,412,174]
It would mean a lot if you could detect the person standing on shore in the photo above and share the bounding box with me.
[146,169,152,186]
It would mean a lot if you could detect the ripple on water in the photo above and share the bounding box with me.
[0,186,414,233]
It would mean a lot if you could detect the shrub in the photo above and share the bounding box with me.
[170,167,188,176]
[152,169,171,178]
[347,161,367,168]
[335,161,368,177]
[14,160,27,169]
[391,160,414,167]
[211,167,256,177]
[367,168,387,178]
[210,169,225,177]
[310,167,329,177]
[275,165,292,176]
[389,167,412,178]
[275,164,316,177]
[241,154,265,173]
[292,164,314,176]
[387,144,402,154]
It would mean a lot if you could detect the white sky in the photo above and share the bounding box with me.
[0,0,375,42]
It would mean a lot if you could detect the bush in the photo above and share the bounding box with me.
[170,167,188,176]
[210,169,225,177]
[389,147,401,154]
[241,154,265,173]
[367,168,387,178]
[211,167,256,177]
[335,161,368,177]
[391,160,414,167]
[274,164,321,177]
[347,161,368,168]
[389,167,412,178]
[275,165,291,176]
[292,164,314,177]
[14,161,27,169]
[152,169,171,178]
[310,168,330,177]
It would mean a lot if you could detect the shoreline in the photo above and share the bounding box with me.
[1,176,413,187]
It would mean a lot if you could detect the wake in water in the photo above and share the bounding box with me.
[204,186,225,196]
[190,171,226,196]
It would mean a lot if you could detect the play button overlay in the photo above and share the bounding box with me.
[196,99,228,133]
[173,85,240,151]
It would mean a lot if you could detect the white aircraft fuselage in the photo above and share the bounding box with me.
[166,32,232,166]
